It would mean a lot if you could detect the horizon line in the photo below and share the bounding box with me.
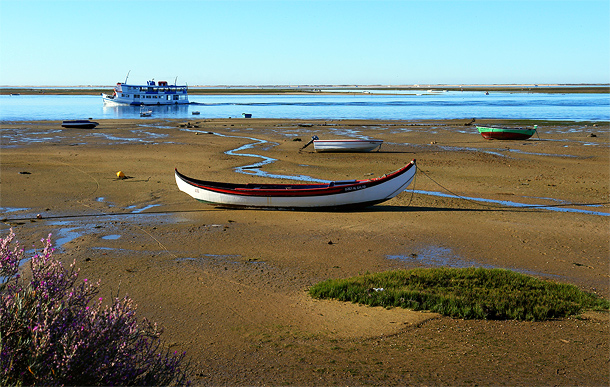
[2,83,609,88]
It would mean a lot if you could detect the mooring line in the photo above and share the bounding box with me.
[136,225,179,260]
[1,206,219,223]
[416,167,610,212]
[417,168,503,209]
[403,168,417,208]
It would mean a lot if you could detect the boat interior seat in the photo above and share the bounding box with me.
[330,180,357,187]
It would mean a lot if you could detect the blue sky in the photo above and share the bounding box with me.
[1,0,608,86]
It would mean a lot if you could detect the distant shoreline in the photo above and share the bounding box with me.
[2,84,609,95]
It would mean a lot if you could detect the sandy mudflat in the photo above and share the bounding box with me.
[1,118,609,385]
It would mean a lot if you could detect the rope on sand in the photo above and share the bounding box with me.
[416,168,610,211]
[1,206,219,223]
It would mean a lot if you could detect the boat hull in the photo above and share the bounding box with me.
[175,160,416,210]
[61,120,99,129]
[102,93,189,106]
[313,139,383,152]
[477,126,536,140]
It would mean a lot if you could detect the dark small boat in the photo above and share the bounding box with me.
[476,125,537,140]
[61,120,99,129]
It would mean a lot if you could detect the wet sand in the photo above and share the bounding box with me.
[1,118,609,385]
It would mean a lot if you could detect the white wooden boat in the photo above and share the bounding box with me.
[314,139,383,152]
[301,136,383,152]
[140,108,152,117]
[101,73,189,106]
[175,160,416,210]
[61,120,99,129]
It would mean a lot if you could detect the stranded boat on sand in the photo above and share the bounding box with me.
[175,160,416,210]
[61,120,99,129]
[300,135,384,152]
[313,138,383,152]
[101,78,189,106]
[476,125,538,140]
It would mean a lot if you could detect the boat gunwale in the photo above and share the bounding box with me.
[313,139,383,143]
[475,126,537,133]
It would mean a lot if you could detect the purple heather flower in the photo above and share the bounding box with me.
[0,230,191,385]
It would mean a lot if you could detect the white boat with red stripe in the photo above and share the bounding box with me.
[175,160,416,210]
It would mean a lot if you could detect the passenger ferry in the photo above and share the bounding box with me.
[101,79,189,106]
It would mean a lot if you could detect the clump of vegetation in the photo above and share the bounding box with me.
[0,230,191,386]
[309,267,609,321]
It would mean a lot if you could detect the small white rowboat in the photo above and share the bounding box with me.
[300,136,383,152]
[313,139,383,152]
[175,160,416,210]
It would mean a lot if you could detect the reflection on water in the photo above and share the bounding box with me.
[130,204,162,213]
[388,246,493,269]
[47,220,85,249]
[0,202,177,256]
[89,130,169,144]
[387,245,559,279]
[102,103,190,119]
[1,129,66,148]
[0,207,30,214]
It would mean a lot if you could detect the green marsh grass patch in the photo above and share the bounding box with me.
[308,267,609,321]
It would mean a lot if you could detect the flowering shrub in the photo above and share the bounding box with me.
[0,230,190,386]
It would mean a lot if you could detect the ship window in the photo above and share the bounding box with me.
[134,95,140,98]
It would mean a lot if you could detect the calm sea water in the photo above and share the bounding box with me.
[0,91,608,121]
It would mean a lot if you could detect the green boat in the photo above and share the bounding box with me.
[477,125,538,140]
